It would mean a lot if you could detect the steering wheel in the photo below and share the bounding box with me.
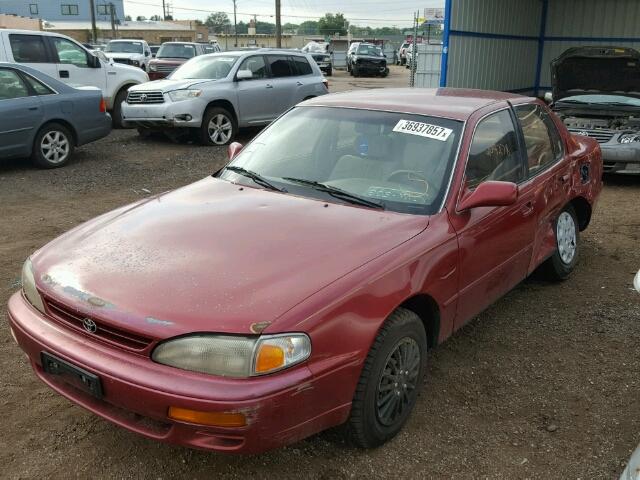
[385,170,434,195]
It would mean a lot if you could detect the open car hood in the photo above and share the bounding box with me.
[551,46,640,101]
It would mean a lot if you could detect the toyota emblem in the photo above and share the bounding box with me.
[82,318,97,334]
[140,93,148,102]
[577,131,589,136]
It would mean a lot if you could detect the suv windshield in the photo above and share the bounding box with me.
[357,45,382,56]
[218,107,463,215]
[171,55,238,80]
[157,43,197,59]
[106,41,143,54]
[558,94,640,107]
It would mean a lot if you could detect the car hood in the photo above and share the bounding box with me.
[130,78,210,92]
[551,46,640,100]
[32,177,428,338]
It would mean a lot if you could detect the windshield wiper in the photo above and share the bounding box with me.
[225,166,287,192]
[282,177,384,209]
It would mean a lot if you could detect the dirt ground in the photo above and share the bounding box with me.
[1,66,639,479]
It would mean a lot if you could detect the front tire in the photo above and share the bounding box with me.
[199,107,236,146]
[347,308,427,448]
[111,88,128,129]
[31,123,74,168]
[541,204,579,281]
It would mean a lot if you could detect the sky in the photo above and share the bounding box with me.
[123,0,445,28]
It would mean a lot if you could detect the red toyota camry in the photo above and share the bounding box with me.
[8,88,602,454]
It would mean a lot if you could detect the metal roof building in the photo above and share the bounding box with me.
[438,0,640,96]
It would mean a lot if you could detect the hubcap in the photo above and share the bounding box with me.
[557,211,577,265]
[41,131,70,164]
[376,337,421,426]
[207,114,232,145]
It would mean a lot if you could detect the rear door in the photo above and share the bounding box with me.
[0,67,43,158]
[5,33,58,78]
[513,102,571,271]
[291,55,317,100]
[48,35,107,91]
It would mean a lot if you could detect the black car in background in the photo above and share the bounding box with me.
[347,43,389,77]
[301,42,332,76]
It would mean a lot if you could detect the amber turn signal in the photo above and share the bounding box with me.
[168,406,247,427]
[254,344,285,373]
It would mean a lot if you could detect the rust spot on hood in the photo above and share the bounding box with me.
[250,321,271,334]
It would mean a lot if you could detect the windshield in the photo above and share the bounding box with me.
[558,94,640,107]
[157,43,197,59]
[357,45,382,56]
[218,107,463,215]
[106,41,143,54]
[170,55,238,80]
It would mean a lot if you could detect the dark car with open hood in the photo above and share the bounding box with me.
[550,46,640,174]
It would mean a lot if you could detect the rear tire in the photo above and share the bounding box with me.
[111,88,129,129]
[352,66,359,77]
[347,308,427,448]
[541,204,579,281]
[31,123,74,169]
[199,107,237,146]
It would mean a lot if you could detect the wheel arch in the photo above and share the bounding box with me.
[204,99,238,124]
[36,119,78,146]
[397,294,441,349]
[110,82,137,110]
[569,196,592,231]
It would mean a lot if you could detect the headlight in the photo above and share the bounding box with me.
[131,60,139,67]
[21,258,45,314]
[619,133,640,144]
[168,89,203,102]
[323,55,330,61]
[152,333,311,377]
[149,63,157,71]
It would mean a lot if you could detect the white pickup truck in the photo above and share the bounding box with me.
[0,29,148,127]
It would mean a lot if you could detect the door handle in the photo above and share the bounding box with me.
[520,201,534,217]
[28,106,39,111]
[296,81,303,86]
[265,84,273,89]
[558,173,570,183]
[59,70,69,78]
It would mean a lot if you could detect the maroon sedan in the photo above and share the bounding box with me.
[8,88,602,454]
[147,42,206,80]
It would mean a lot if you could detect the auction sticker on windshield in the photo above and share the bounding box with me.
[393,120,453,141]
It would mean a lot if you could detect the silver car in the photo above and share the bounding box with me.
[122,49,329,145]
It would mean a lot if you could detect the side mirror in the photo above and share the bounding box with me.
[145,51,150,57]
[544,91,553,104]
[227,142,244,161]
[458,181,518,211]
[89,53,101,68]
[236,69,253,80]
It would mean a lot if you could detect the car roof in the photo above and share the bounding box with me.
[303,88,529,121]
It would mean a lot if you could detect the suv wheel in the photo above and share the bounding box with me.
[32,123,74,168]
[111,88,129,129]
[200,107,236,146]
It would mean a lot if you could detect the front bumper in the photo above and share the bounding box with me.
[354,62,388,75]
[7,292,351,453]
[121,97,205,129]
[600,143,640,174]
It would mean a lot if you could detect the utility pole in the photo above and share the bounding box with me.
[233,0,238,47]
[110,2,117,39]
[89,0,97,43]
[162,0,166,20]
[410,11,418,87]
[275,0,281,48]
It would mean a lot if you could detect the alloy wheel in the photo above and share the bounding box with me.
[557,211,577,265]
[376,337,421,426]
[207,114,233,145]
[41,131,70,165]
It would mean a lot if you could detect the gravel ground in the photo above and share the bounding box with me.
[1,66,639,479]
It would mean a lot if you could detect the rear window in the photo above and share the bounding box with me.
[267,55,293,77]
[10,34,49,63]
[292,56,312,75]
[157,43,197,59]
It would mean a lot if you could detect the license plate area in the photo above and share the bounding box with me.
[41,352,103,399]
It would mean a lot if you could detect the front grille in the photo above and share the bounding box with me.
[43,296,153,352]
[126,90,165,104]
[567,128,616,144]
[155,64,177,73]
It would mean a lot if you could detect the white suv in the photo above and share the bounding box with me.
[104,39,152,71]
[0,30,149,126]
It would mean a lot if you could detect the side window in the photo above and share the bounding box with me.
[238,55,266,79]
[97,4,109,15]
[52,38,90,67]
[61,4,79,15]
[465,109,524,189]
[515,104,560,176]
[292,56,312,75]
[29,4,39,14]
[9,34,49,63]
[267,55,293,78]
[22,73,55,95]
[0,69,30,100]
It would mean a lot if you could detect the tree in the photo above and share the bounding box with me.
[205,12,230,33]
[255,21,275,34]
[235,21,248,34]
[149,15,162,21]
[297,20,318,35]
[125,15,132,21]
[318,13,348,36]
[136,15,146,21]
[283,22,298,34]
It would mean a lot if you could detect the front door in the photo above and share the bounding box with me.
[49,36,106,91]
[0,68,43,158]
[235,55,274,125]
[449,107,536,328]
